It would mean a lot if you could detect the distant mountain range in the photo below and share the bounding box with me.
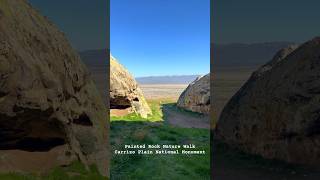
[79,50,200,84]
[79,42,298,77]
[213,42,297,66]
[136,75,201,84]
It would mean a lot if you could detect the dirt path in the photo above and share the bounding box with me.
[0,145,72,173]
[162,105,210,129]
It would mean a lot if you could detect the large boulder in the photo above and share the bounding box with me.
[216,38,320,166]
[177,74,210,114]
[110,55,151,118]
[0,0,108,176]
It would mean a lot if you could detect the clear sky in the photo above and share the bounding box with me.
[29,0,107,51]
[214,0,320,44]
[111,0,210,77]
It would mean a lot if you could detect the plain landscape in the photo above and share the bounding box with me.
[140,83,188,100]
[213,66,257,118]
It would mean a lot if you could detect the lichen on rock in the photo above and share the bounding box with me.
[177,74,210,114]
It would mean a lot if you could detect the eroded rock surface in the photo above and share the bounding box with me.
[110,55,151,118]
[0,0,108,176]
[177,74,210,114]
[216,38,320,166]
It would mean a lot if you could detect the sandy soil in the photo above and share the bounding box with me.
[0,145,74,173]
[140,84,188,100]
[110,108,131,117]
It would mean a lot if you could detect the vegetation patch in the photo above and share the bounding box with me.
[110,99,175,122]
[111,121,210,179]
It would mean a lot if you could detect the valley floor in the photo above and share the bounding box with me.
[140,84,188,100]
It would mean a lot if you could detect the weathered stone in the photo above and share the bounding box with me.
[177,74,210,114]
[216,38,320,166]
[110,55,151,118]
[0,0,108,176]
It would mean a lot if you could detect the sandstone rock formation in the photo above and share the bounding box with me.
[0,0,108,176]
[177,74,210,114]
[216,38,320,166]
[110,55,151,118]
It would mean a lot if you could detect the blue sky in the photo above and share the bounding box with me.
[111,0,210,77]
[29,0,107,51]
[214,0,320,44]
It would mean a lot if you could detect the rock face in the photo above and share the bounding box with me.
[216,38,320,166]
[110,55,151,118]
[0,0,108,176]
[177,74,210,114]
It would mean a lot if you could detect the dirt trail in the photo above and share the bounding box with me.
[0,145,73,173]
[162,105,210,129]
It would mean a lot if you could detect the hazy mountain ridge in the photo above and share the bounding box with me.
[213,42,297,66]
[79,42,298,71]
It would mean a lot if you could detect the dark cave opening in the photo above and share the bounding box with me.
[110,97,132,109]
[110,104,131,109]
[0,137,65,152]
[0,108,67,152]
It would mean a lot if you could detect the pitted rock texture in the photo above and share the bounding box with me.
[110,55,151,118]
[177,74,210,114]
[0,0,108,176]
[216,38,320,166]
